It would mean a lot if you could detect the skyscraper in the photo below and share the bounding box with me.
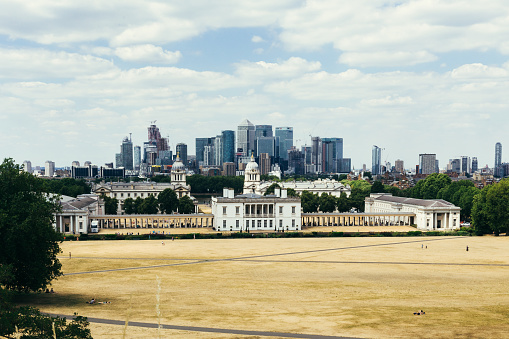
[213,135,223,166]
[275,127,293,161]
[176,143,188,164]
[221,130,235,164]
[321,137,343,173]
[22,160,32,173]
[45,160,55,177]
[195,137,213,166]
[372,145,382,175]
[495,142,502,169]
[471,157,478,173]
[311,137,321,173]
[134,146,141,170]
[121,136,133,170]
[237,119,255,156]
[395,159,404,173]
[419,154,437,174]
[460,156,470,174]
[259,153,271,175]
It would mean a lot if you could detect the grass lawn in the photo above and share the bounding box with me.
[18,236,509,338]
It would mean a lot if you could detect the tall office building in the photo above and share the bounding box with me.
[121,136,133,170]
[213,135,223,166]
[495,142,502,176]
[134,146,141,170]
[288,147,305,175]
[471,157,478,173]
[419,154,437,174]
[45,160,55,177]
[372,145,382,175]
[22,160,32,173]
[460,156,470,174]
[311,137,321,173]
[257,137,276,157]
[221,130,235,164]
[259,153,271,175]
[395,159,404,173]
[196,137,213,166]
[321,137,343,173]
[176,143,188,165]
[255,125,273,138]
[115,153,122,168]
[275,127,293,161]
[237,119,255,156]
[449,159,461,173]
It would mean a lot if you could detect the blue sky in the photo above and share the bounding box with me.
[1,0,509,170]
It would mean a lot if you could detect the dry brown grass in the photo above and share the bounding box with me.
[22,236,509,338]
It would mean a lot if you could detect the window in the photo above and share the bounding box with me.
[279,220,283,227]
[246,220,249,228]
[121,193,124,197]
[223,207,227,215]
[236,220,239,228]
[292,219,295,227]
[134,193,137,197]
[128,193,130,197]
[141,193,144,197]
[270,220,273,228]
[252,220,256,228]
[264,220,267,228]
[292,206,296,214]
[223,220,226,227]
[257,220,262,228]
[79,222,83,230]
[279,206,283,214]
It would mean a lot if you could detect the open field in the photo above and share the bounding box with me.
[20,236,509,338]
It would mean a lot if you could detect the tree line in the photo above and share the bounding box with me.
[101,188,195,215]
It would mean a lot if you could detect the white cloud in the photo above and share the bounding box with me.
[235,57,321,82]
[339,51,437,67]
[252,35,265,43]
[115,45,182,64]
[0,48,116,79]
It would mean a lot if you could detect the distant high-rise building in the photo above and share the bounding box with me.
[495,142,502,177]
[460,156,470,174]
[121,136,133,170]
[237,119,255,156]
[259,153,271,175]
[22,160,32,173]
[195,137,213,166]
[372,146,382,175]
[449,159,461,173]
[221,130,235,164]
[45,160,55,177]
[275,127,293,161]
[222,162,236,176]
[134,146,141,170]
[176,143,188,165]
[321,137,343,173]
[471,157,478,173]
[419,154,437,174]
[213,135,223,166]
[337,158,351,173]
[255,125,273,138]
[257,137,276,157]
[115,153,122,168]
[395,159,404,173]
[311,137,321,173]
[71,161,80,167]
[288,147,305,175]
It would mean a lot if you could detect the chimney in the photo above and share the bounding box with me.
[275,188,281,197]
[223,188,229,197]
[228,188,235,199]
[281,189,287,198]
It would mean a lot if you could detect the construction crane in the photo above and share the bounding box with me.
[150,120,157,125]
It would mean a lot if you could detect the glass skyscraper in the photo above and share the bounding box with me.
[221,130,235,163]
[275,127,293,161]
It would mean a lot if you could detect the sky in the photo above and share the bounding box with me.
[1,0,509,170]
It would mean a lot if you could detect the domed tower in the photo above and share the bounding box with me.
[171,153,186,185]
[243,154,260,194]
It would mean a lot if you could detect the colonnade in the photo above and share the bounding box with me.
[244,204,275,218]
[90,214,214,229]
[301,213,415,227]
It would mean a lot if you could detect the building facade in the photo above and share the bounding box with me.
[372,146,382,175]
[365,193,461,231]
[419,153,436,174]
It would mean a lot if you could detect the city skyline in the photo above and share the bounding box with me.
[2,2,509,168]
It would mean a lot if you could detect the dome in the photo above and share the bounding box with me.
[245,155,259,172]
[172,153,185,171]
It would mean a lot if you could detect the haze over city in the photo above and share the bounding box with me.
[2,1,509,168]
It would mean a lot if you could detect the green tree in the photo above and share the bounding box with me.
[411,173,452,199]
[0,159,63,292]
[336,192,350,212]
[485,179,509,235]
[134,197,144,214]
[286,188,298,197]
[318,193,336,213]
[102,195,118,215]
[264,183,281,196]
[471,184,493,235]
[123,198,136,214]
[0,304,91,338]
[370,181,385,193]
[178,195,195,214]
[158,188,178,214]
[301,191,319,213]
[140,195,159,214]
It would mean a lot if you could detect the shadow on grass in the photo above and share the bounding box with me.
[13,291,87,309]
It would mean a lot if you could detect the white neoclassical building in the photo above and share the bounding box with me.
[364,193,461,231]
[258,178,351,197]
[212,188,302,232]
[54,194,103,234]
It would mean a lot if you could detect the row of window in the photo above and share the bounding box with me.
[113,192,157,199]
[221,219,297,228]
[222,206,296,216]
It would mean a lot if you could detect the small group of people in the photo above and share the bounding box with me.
[44,288,55,293]
[413,310,426,315]
[87,298,111,305]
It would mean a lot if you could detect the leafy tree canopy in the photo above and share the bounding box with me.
[0,159,63,292]
[178,195,195,214]
[264,183,281,196]
[158,188,179,214]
